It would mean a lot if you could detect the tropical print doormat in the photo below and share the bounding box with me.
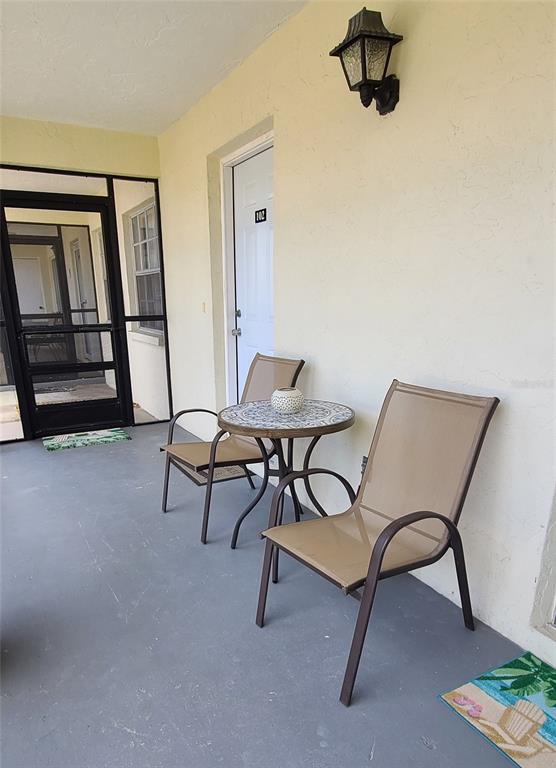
[43,428,131,452]
[441,652,556,767]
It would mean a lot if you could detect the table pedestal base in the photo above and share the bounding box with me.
[230,435,325,551]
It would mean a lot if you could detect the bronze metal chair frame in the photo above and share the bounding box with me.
[255,383,499,707]
[161,355,305,547]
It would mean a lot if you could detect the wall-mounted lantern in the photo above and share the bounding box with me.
[329,8,403,115]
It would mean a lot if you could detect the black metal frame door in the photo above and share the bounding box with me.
[0,249,32,439]
[0,189,133,437]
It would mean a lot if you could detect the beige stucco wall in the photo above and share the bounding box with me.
[158,1,555,661]
[0,116,159,177]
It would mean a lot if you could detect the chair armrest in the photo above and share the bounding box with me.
[166,408,219,444]
[267,468,357,529]
[360,510,462,592]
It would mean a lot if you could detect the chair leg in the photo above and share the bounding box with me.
[244,466,256,490]
[291,484,302,522]
[451,537,475,631]
[339,571,380,707]
[200,461,216,544]
[272,548,280,584]
[256,539,274,627]
[161,454,171,513]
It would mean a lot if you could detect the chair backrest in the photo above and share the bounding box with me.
[356,380,499,548]
[240,353,304,403]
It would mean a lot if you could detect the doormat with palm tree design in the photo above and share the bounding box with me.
[43,428,131,451]
[441,652,556,766]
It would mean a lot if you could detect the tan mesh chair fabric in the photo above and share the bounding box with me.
[165,436,264,471]
[264,380,498,591]
[165,353,304,470]
[240,353,304,403]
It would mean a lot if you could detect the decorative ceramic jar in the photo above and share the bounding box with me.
[271,387,305,414]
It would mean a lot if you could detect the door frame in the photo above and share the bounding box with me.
[0,164,174,441]
[1,190,133,437]
[220,130,273,404]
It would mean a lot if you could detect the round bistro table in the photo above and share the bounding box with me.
[217,399,355,548]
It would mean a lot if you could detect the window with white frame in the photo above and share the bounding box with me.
[129,203,163,332]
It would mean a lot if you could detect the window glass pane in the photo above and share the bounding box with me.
[5,209,111,324]
[139,319,164,332]
[113,179,162,316]
[32,370,117,405]
[139,242,148,271]
[146,207,156,239]
[136,273,162,317]
[139,212,147,241]
[147,238,160,270]
[0,168,107,196]
[25,331,112,364]
[125,321,169,423]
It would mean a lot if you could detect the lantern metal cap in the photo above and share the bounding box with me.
[329,7,403,57]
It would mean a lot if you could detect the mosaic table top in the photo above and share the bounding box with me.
[218,399,355,439]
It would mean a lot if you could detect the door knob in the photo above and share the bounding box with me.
[231,328,242,337]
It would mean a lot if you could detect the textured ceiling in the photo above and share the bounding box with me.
[1,1,304,135]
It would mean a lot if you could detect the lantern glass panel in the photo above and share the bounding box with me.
[341,40,363,87]
[365,37,390,81]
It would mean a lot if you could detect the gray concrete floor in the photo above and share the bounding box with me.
[1,424,521,768]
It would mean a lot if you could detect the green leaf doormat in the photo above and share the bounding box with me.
[441,652,556,766]
[43,428,131,452]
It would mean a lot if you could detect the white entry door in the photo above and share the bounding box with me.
[232,147,274,399]
[11,251,46,315]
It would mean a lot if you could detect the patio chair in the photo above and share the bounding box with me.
[256,380,499,706]
[162,353,304,546]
